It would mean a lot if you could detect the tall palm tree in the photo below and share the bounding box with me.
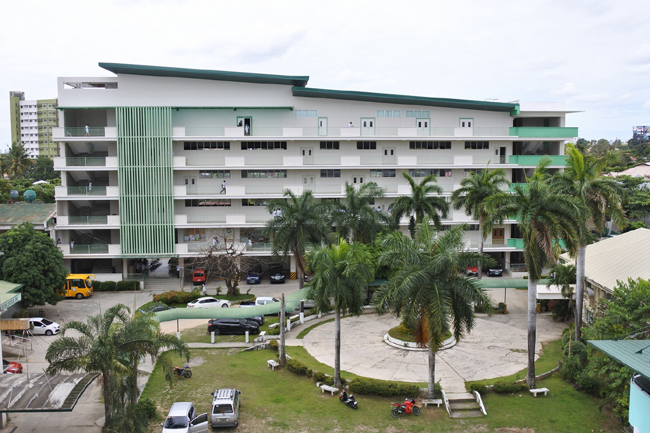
[0,152,11,179]
[332,182,391,243]
[390,172,449,238]
[7,141,32,180]
[374,222,492,398]
[451,164,510,254]
[46,304,132,431]
[308,239,374,387]
[266,190,333,288]
[550,144,626,341]
[486,159,581,388]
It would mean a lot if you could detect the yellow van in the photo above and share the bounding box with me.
[64,274,95,299]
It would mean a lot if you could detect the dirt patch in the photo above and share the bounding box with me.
[187,356,205,367]
[494,429,535,433]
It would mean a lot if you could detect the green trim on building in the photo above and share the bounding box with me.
[509,127,578,138]
[9,92,24,144]
[117,107,175,255]
[508,155,567,166]
[99,63,310,87]
[507,238,524,249]
[292,87,519,112]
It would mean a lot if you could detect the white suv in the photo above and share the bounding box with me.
[161,402,208,433]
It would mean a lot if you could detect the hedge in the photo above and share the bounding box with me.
[93,280,139,292]
[493,380,525,393]
[284,358,346,385]
[348,377,422,397]
[154,290,203,305]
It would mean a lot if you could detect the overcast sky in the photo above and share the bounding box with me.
[2,0,648,150]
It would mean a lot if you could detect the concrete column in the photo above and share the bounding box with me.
[290,255,296,273]
[287,318,291,332]
[299,312,304,324]
[211,331,215,344]
[245,331,249,343]
[122,258,128,279]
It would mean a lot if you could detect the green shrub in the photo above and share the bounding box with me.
[116,280,139,291]
[469,383,487,395]
[268,340,278,351]
[286,358,309,375]
[308,308,318,316]
[153,290,202,305]
[563,340,588,362]
[12,309,30,318]
[348,377,420,397]
[313,371,327,383]
[306,369,313,377]
[493,381,523,394]
[560,355,584,381]
[137,398,156,419]
[266,328,281,336]
[576,371,600,395]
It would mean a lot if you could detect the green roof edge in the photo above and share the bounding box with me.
[292,87,519,112]
[99,63,310,87]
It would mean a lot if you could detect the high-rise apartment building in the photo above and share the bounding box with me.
[8,92,59,158]
[52,63,578,277]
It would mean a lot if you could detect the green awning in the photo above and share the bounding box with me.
[475,279,550,289]
[588,340,650,381]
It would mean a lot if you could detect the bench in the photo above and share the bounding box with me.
[319,384,339,395]
[269,323,280,329]
[529,387,549,397]
[422,399,443,407]
[267,360,280,370]
[254,331,267,343]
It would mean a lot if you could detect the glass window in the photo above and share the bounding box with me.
[320,141,339,150]
[406,110,414,117]
[393,110,401,117]
[377,110,384,117]
[320,169,341,178]
[310,110,317,117]
[295,110,303,117]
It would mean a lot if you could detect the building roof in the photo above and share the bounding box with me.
[588,340,650,381]
[99,62,310,87]
[585,228,650,291]
[606,162,650,181]
[0,203,56,228]
[0,280,23,310]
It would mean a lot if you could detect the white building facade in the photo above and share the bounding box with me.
[52,63,578,277]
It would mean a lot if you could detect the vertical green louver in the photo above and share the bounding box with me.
[116,107,175,255]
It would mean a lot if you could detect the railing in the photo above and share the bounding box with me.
[441,390,451,417]
[185,127,226,136]
[70,244,109,254]
[66,157,106,166]
[68,215,108,225]
[64,127,105,137]
[245,185,287,194]
[186,216,227,224]
[508,155,566,166]
[417,155,454,164]
[473,127,509,136]
[509,263,527,272]
[509,126,579,138]
[246,214,272,223]
[507,238,524,249]
[67,186,107,196]
[247,242,273,252]
[473,390,487,415]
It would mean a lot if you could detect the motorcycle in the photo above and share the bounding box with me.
[390,398,420,418]
[165,365,192,379]
[339,389,358,410]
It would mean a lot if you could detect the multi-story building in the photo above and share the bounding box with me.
[52,63,578,277]
[8,91,59,158]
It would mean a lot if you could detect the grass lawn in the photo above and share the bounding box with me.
[142,348,620,433]
[180,317,280,343]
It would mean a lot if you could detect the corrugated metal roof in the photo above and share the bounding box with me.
[0,280,23,310]
[585,228,650,291]
[0,203,56,226]
[588,340,650,381]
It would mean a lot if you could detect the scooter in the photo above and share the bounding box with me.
[165,365,192,379]
[390,398,420,418]
[339,389,358,409]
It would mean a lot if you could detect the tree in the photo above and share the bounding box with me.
[550,144,626,341]
[486,159,581,388]
[7,141,32,180]
[332,182,391,244]
[615,175,650,220]
[451,164,509,254]
[0,153,10,179]
[390,172,449,238]
[374,222,492,398]
[24,155,59,182]
[46,304,133,432]
[308,239,374,387]
[547,263,577,320]
[0,222,67,307]
[266,190,333,288]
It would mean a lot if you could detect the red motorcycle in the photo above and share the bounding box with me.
[390,398,420,418]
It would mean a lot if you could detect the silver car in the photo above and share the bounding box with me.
[161,402,208,433]
[210,389,241,428]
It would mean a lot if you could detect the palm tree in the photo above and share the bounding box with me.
[0,152,10,179]
[451,164,510,254]
[46,304,132,431]
[486,159,581,388]
[374,222,492,398]
[266,190,333,288]
[7,141,32,180]
[547,263,577,320]
[550,144,626,341]
[332,182,391,243]
[308,239,374,387]
[390,172,449,238]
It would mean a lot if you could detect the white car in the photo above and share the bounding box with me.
[161,402,208,433]
[29,318,61,336]
[187,297,231,309]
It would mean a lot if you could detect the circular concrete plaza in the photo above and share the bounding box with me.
[302,287,566,393]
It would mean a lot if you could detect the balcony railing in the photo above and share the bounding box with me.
[67,186,107,196]
[68,215,108,225]
[70,244,110,254]
[509,127,579,138]
[64,127,105,137]
[508,155,566,166]
[66,157,106,166]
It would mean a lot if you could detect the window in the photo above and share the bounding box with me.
[464,141,489,150]
[409,141,451,150]
[320,169,341,178]
[370,169,396,177]
[241,170,287,178]
[376,110,400,117]
[185,199,231,207]
[356,141,377,150]
[409,169,452,177]
[241,141,287,150]
[406,110,430,118]
[199,170,230,179]
[184,141,230,150]
[294,110,318,117]
[460,118,473,128]
[320,141,339,150]
[242,199,270,206]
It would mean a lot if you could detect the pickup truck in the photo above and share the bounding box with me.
[239,297,279,308]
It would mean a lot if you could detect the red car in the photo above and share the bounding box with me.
[3,359,23,374]
[466,266,479,277]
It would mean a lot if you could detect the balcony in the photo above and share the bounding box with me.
[58,215,120,226]
[509,127,578,138]
[54,156,118,170]
[55,186,119,199]
[508,155,566,166]
[507,238,524,249]
[53,126,117,140]
[59,244,120,255]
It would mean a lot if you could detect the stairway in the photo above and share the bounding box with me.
[446,392,485,418]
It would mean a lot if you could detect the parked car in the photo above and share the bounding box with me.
[239,297,279,308]
[270,267,285,284]
[192,268,207,286]
[210,388,241,428]
[246,272,260,284]
[161,402,208,433]
[187,297,231,309]
[243,315,264,326]
[207,319,259,335]
[487,262,504,277]
[3,359,23,374]
[29,317,60,336]
[304,274,312,283]
[295,299,316,311]
[138,303,176,314]
[466,266,479,277]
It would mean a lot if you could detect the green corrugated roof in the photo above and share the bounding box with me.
[475,278,551,289]
[292,87,519,112]
[0,203,56,226]
[0,280,23,310]
[99,63,310,87]
[588,340,650,381]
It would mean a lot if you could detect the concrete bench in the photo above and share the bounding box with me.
[319,384,339,395]
[267,360,279,370]
[529,387,549,397]
[254,331,267,343]
[286,354,292,360]
[269,323,280,329]
[422,399,443,407]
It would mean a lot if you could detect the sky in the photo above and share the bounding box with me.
[2,0,649,150]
